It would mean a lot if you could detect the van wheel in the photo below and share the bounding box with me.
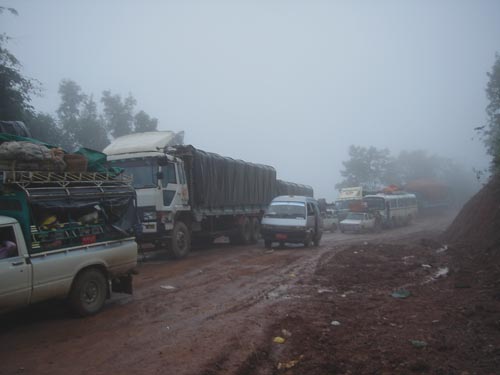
[69,268,107,317]
[250,217,261,243]
[303,233,311,248]
[169,222,191,259]
[313,234,321,247]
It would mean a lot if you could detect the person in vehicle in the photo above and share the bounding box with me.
[0,240,17,259]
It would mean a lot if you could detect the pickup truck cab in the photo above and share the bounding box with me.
[0,216,137,316]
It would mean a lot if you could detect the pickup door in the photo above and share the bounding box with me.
[0,223,31,313]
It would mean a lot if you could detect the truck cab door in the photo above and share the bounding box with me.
[160,161,188,209]
[0,223,31,312]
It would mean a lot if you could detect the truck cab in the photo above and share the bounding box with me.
[104,131,192,258]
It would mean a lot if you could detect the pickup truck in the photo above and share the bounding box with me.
[0,216,137,316]
[0,169,139,316]
[339,212,381,233]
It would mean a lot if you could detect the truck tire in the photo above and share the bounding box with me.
[264,239,272,249]
[69,268,108,317]
[250,217,261,243]
[239,217,252,245]
[169,221,191,259]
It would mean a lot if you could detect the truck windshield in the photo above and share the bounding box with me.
[264,202,306,219]
[110,159,157,189]
[335,200,359,210]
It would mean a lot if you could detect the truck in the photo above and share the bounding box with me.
[404,179,451,213]
[0,170,138,316]
[103,131,313,258]
[334,186,363,221]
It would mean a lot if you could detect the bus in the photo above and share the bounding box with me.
[363,192,418,228]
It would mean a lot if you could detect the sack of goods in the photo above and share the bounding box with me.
[0,141,66,171]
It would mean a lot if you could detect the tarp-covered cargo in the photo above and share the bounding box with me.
[276,180,313,197]
[173,145,277,210]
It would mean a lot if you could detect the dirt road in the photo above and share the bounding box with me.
[0,214,456,375]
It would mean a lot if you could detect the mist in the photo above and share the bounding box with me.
[3,0,500,200]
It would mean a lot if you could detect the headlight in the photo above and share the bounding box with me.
[143,211,157,221]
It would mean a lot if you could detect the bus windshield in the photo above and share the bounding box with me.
[363,197,385,210]
[110,159,158,189]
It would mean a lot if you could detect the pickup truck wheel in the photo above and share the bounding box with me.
[169,222,191,259]
[69,269,107,317]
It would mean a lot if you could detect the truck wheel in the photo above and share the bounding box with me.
[69,268,107,317]
[264,239,272,249]
[250,217,261,243]
[238,217,252,245]
[169,222,191,259]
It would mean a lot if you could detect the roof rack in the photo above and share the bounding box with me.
[0,171,134,200]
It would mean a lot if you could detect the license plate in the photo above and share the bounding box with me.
[276,233,287,240]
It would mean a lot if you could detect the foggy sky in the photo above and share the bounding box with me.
[3,0,500,200]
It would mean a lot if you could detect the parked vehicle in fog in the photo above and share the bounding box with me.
[261,196,323,248]
[340,212,380,233]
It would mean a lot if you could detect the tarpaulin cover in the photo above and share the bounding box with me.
[276,180,314,197]
[174,145,277,210]
[76,147,123,174]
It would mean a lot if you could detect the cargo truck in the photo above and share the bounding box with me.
[104,131,313,259]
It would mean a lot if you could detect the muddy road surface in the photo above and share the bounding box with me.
[0,213,455,375]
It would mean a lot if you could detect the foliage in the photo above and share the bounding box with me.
[134,110,158,133]
[0,34,38,122]
[55,80,159,151]
[483,53,500,173]
[25,112,66,145]
[336,145,391,190]
[336,145,478,202]
[101,91,137,138]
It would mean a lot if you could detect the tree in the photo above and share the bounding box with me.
[101,91,136,138]
[25,112,66,145]
[134,110,158,132]
[0,34,38,122]
[76,95,109,151]
[484,53,500,173]
[57,80,109,151]
[336,145,392,190]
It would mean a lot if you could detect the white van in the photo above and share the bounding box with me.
[261,196,323,248]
